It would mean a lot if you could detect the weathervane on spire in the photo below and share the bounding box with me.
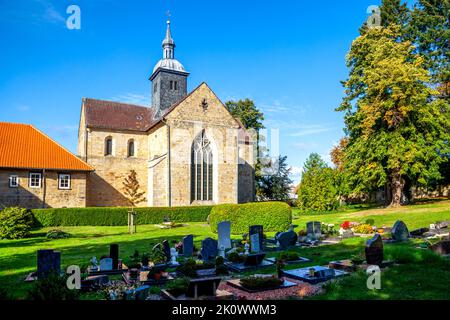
[166,10,171,23]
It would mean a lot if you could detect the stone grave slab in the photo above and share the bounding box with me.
[282,266,348,284]
[265,256,310,264]
[227,277,297,293]
[328,259,357,272]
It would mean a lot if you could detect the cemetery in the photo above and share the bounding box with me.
[0,200,449,300]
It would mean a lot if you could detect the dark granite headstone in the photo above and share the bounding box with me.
[249,225,263,252]
[392,220,409,241]
[431,240,450,256]
[162,240,171,260]
[365,234,383,266]
[182,235,194,256]
[244,253,266,266]
[276,230,298,250]
[200,238,218,262]
[37,249,61,279]
[186,277,221,298]
[110,244,119,270]
[306,221,321,236]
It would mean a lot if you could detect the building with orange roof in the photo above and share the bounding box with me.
[0,122,93,208]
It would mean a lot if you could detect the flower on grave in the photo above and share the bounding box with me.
[341,221,351,230]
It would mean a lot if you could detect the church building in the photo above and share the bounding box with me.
[77,19,255,207]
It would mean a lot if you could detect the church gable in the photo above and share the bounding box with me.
[164,82,239,129]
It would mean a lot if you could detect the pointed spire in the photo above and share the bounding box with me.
[162,12,175,59]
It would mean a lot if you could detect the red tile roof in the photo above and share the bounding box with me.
[83,98,157,132]
[0,122,93,171]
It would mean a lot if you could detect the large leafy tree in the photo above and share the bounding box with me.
[338,26,449,206]
[225,99,267,198]
[225,99,265,132]
[409,0,450,98]
[297,153,339,211]
[257,155,293,201]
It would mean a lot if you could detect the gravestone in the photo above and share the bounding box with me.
[249,225,263,252]
[249,233,261,253]
[110,244,119,270]
[243,253,266,266]
[431,240,450,256]
[201,238,218,262]
[435,221,450,230]
[37,249,61,279]
[276,229,298,250]
[186,277,222,298]
[410,228,429,237]
[306,221,321,237]
[217,221,231,249]
[162,240,171,260]
[99,258,113,271]
[365,234,383,266]
[182,235,194,256]
[392,220,409,241]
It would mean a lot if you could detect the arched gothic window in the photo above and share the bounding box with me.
[191,130,213,201]
[128,140,135,157]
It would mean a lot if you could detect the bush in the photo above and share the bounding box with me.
[240,275,283,290]
[32,205,213,227]
[352,224,374,234]
[209,202,291,235]
[0,207,34,239]
[46,229,71,239]
[26,273,78,300]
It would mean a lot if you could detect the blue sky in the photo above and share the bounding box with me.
[0,0,386,184]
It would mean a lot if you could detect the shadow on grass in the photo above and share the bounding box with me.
[0,233,214,299]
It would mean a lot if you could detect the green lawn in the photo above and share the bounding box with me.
[0,200,449,300]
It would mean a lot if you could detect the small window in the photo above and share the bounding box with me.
[9,175,19,188]
[58,174,71,190]
[105,137,113,156]
[169,80,174,90]
[128,140,135,157]
[29,173,42,188]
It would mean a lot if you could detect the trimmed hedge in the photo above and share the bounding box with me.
[32,206,213,227]
[209,202,292,235]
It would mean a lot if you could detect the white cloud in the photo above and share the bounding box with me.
[289,124,335,137]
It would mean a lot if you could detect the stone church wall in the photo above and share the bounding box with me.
[83,129,149,207]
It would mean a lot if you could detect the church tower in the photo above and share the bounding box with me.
[150,18,189,118]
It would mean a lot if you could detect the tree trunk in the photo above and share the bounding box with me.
[389,170,405,207]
